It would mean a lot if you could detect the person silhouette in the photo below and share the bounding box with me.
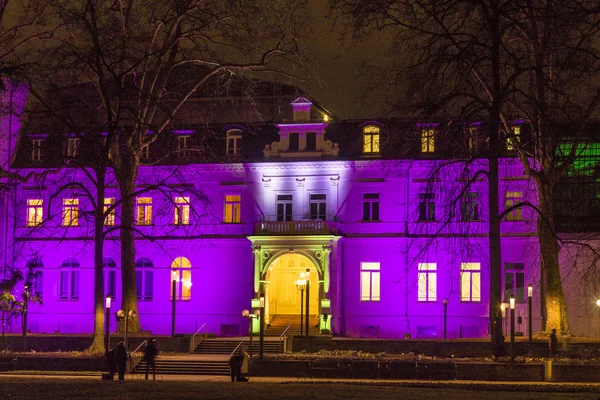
[144,339,159,380]
[114,342,128,381]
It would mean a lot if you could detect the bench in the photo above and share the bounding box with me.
[381,361,418,379]
[424,362,457,380]
[308,359,352,378]
[351,360,380,379]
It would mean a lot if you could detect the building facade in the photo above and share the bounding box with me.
[1,85,599,338]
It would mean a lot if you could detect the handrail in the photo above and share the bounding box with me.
[130,340,147,355]
[230,341,244,357]
[279,324,292,353]
[189,322,208,353]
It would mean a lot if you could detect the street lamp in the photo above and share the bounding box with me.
[305,269,310,338]
[595,299,600,339]
[442,299,448,340]
[242,309,260,358]
[528,284,533,344]
[117,309,137,350]
[171,270,178,337]
[259,295,265,359]
[510,296,516,361]
[295,273,307,336]
[105,296,112,352]
[501,303,507,336]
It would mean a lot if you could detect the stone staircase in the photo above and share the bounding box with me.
[193,338,283,355]
[266,314,320,337]
[132,357,230,376]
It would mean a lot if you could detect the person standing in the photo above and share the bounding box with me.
[144,339,159,380]
[115,341,128,381]
[549,328,559,358]
[228,351,242,382]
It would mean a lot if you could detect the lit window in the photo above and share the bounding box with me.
[224,195,241,223]
[362,193,380,221]
[31,139,42,162]
[26,199,43,227]
[504,191,523,221]
[276,194,292,222]
[141,144,150,159]
[103,258,117,299]
[62,198,79,226]
[504,262,525,302]
[310,194,327,220]
[363,125,380,154]
[136,197,152,225]
[66,138,79,158]
[418,263,437,302]
[507,125,521,151]
[421,128,435,153]
[60,258,80,300]
[418,193,435,222]
[460,262,481,302]
[104,198,115,226]
[226,130,242,155]
[360,262,380,301]
[461,192,479,221]
[171,256,192,301]
[136,257,154,301]
[174,196,190,225]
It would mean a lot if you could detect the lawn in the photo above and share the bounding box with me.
[0,378,598,400]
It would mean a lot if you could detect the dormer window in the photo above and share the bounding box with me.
[226,130,242,155]
[507,125,521,151]
[468,126,479,153]
[421,128,435,153]
[363,125,380,154]
[66,137,79,158]
[31,139,42,162]
[177,135,189,157]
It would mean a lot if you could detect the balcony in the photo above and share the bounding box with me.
[254,218,335,235]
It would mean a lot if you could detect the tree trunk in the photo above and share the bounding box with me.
[117,159,141,334]
[88,172,106,354]
[536,177,569,333]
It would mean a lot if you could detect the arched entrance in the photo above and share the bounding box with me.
[265,253,319,318]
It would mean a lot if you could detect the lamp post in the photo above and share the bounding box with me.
[242,309,259,358]
[501,303,507,336]
[171,270,178,337]
[510,296,515,361]
[259,295,265,359]
[295,273,307,336]
[305,268,310,338]
[442,298,448,341]
[105,296,111,352]
[596,299,600,339]
[117,309,137,350]
[528,285,533,344]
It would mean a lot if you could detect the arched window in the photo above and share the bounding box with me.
[103,257,117,299]
[171,257,192,301]
[226,129,242,155]
[135,257,154,301]
[60,258,80,300]
[25,258,43,298]
[363,125,380,154]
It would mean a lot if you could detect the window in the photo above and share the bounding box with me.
[171,256,192,301]
[310,194,327,220]
[26,259,43,298]
[468,127,479,152]
[363,125,380,154]
[26,199,43,227]
[418,263,437,302]
[306,132,316,151]
[461,192,480,221]
[362,193,380,221]
[226,130,242,155]
[421,128,435,153]
[60,258,80,300]
[276,194,293,222]
[141,144,150,159]
[103,258,117,299]
[360,262,380,301]
[289,133,299,151]
[66,138,79,158]
[136,197,152,225]
[460,262,481,302]
[224,195,241,223]
[62,198,79,226]
[104,198,115,226]
[504,191,523,221]
[135,257,154,301]
[418,193,435,222]
[504,262,525,302]
[31,139,42,162]
[507,125,521,151]
[177,135,190,156]
[174,196,190,225]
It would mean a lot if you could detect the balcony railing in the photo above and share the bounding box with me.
[254,220,332,235]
